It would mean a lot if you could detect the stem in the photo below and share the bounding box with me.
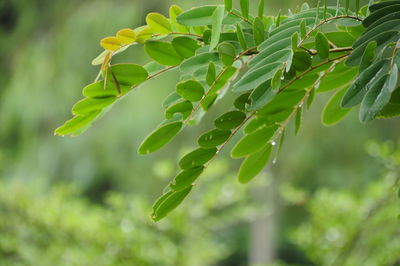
[301,46,353,55]
[228,10,253,25]
[278,53,350,93]
[298,15,363,47]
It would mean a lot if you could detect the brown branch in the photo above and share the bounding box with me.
[301,46,353,55]
[227,10,253,25]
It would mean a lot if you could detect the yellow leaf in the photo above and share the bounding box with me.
[100,36,122,51]
[116,28,136,44]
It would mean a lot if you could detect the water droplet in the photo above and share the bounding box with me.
[271,141,276,146]
[280,76,284,80]
[298,103,303,108]
[272,158,277,164]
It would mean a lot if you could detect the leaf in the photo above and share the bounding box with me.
[172,36,200,59]
[233,62,282,92]
[247,81,275,111]
[234,93,251,111]
[258,0,265,18]
[253,17,265,46]
[210,5,225,50]
[342,59,390,108]
[244,110,292,133]
[72,98,116,116]
[292,50,311,71]
[359,41,377,73]
[162,92,182,108]
[291,32,299,51]
[236,24,247,50]
[169,5,189,33]
[135,25,154,43]
[179,148,217,169]
[177,6,218,26]
[322,87,352,126]
[138,121,183,154]
[231,125,278,158]
[258,89,306,116]
[54,111,102,136]
[176,80,204,102]
[360,65,398,122]
[214,111,246,130]
[171,166,204,191]
[165,101,192,119]
[251,48,293,70]
[83,80,125,98]
[224,0,233,11]
[238,143,272,184]
[198,129,231,148]
[145,41,183,66]
[218,42,236,66]
[294,106,302,135]
[100,36,122,51]
[206,62,216,86]
[109,63,149,86]
[152,186,192,221]
[240,0,249,19]
[317,63,358,92]
[363,4,400,28]
[300,19,307,38]
[146,12,172,34]
[180,52,220,73]
[315,32,330,59]
[250,37,291,67]
[116,28,136,44]
[271,68,282,91]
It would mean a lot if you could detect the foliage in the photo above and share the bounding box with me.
[56,0,400,220]
[291,141,400,266]
[0,162,256,266]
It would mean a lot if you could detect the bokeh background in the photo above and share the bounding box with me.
[0,0,399,265]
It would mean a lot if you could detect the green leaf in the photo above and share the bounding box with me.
[342,59,390,108]
[176,80,204,102]
[214,111,246,130]
[146,13,172,34]
[109,64,149,86]
[363,4,400,28]
[55,111,101,136]
[138,121,183,154]
[165,101,192,119]
[179,148,217,169]
[258,89,306,116]
[294,106,302,135]
[315,32,330,59]
[250,37,291,67]
[198,129,231,148]
[145,41,183,66]
[162,92,182,108]
[300,19,307,38]
[180,52,220,73]
[234,93,251,111]
[317,63,358,92]
[206,62,216,86]
[236,24,247,50]
[359,41,377,73]
[360,65,398,122]
[258,0,265,18]
[176,6,218,26]
[152,186,192,221]
[231,125,278,158]
[292,50,311,71]
[82,80,126,98]
[224,0,233,11]
[171,166,204,191]
[244,109,292,134]
[291,32,299,51]
[322,87,352,126]
[233,62,282,92]
[169,5,190,33]
[271,68,282,91]
[238,143,272,184]
[72,97,115,116]
[172,36,200,59]
[240,0,249,19]
[210,5,225,50]
[251,48,293,70]
[218,42,236,66]
[253,17,265,46]
[247,81,275,111]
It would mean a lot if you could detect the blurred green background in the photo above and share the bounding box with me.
[0,0,399,265]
